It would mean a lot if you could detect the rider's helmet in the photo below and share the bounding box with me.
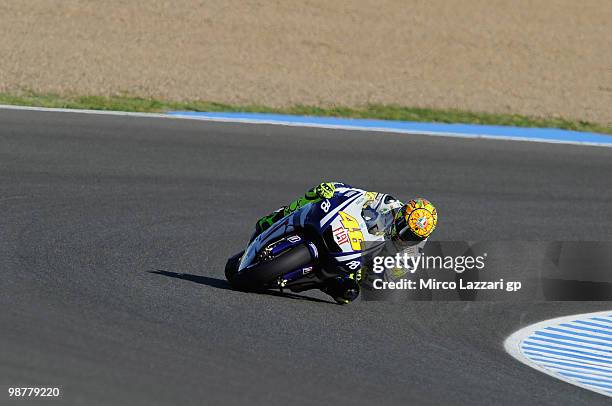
[392,198,437,241]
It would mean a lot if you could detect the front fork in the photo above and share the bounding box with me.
[263,234,319,292]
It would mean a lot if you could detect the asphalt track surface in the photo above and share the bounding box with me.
[1,108,612,405]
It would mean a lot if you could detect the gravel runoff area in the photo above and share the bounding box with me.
[0,0,610,125]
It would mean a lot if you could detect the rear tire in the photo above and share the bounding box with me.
[322,277,360,304]
[228,243,313,291]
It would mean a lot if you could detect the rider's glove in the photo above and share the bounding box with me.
[284,182,336,217]
[314,182,335,199]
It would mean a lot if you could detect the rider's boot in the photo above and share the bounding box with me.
[248,183,337,243]
[249,207,286,243]
[322,276,360,304]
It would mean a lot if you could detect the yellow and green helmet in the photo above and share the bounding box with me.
[393,198,438,240]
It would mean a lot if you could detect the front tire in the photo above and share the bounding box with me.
[228,243,313,291]
[225,251,244,283]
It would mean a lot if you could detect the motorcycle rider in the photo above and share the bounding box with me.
[251,182,438,303]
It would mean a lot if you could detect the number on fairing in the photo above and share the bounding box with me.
[320,200,331,213]
[346,260,361,270]
[339,211,365,251]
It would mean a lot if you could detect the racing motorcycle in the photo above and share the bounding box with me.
[225,187,385,301]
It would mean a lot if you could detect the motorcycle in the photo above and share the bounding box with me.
[225,187,386,301]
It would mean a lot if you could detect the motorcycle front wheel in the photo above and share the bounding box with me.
[226,243,313,291]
